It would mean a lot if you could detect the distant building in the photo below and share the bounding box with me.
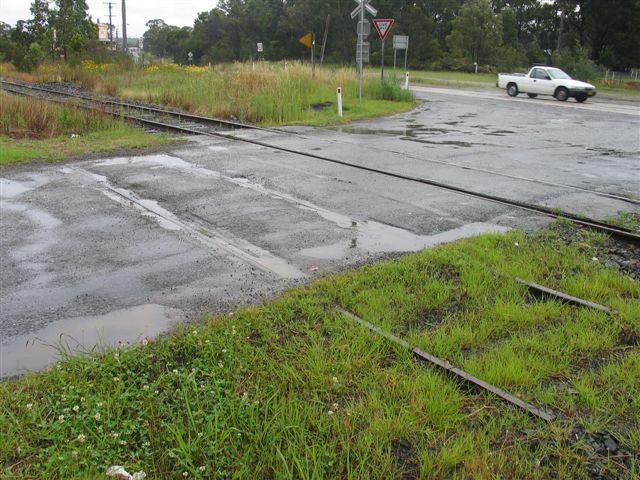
[96,21,110,43]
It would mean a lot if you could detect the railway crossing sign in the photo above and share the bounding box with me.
[373,19,394,41]
[351,0,377,19]
[351,0,378,102]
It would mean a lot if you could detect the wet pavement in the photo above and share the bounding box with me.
[1,86,638,377]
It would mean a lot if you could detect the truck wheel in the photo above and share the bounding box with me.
[507,83,519,97]
[527,93,538,98]
[575,94,588,103]
[555,87,569,102]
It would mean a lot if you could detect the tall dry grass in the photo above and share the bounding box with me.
[1,61,414,124]
[0,93,120,138]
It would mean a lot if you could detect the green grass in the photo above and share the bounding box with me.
[0,128,180,165]
[1,225,638,479]
[1,62,416,126]
[604,211,640,231]
[0,93,180,165]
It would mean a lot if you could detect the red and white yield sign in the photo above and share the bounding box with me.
[373,19,395,41]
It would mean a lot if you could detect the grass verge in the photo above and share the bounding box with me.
[1,62,416,126]
[0,93,180,166]
[1,224,638,478]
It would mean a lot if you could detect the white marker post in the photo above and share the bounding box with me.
[404,72,409,89]
[337,87,343,117]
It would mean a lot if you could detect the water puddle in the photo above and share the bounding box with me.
[0,178,32,198]
[400,137,473,148]
[300,222,509,259]
[1,304,183,378]
[329,125,454,138]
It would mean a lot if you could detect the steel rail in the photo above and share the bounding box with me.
[339,308,555,421]
[0,79,282,134]
[515,277,615,313]
[3,79,638,244]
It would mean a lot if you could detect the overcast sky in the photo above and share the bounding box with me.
[1,0,219,38]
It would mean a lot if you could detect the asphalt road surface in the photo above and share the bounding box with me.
[1,86,638,376]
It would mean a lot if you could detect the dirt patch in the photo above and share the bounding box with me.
[389,439,420,479]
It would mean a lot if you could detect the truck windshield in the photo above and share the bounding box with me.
[548,69,571,80]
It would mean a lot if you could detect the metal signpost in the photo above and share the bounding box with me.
[393,35,409,73]
[187,51,193,65]
[373,19,394,81]
[351,0,377,102]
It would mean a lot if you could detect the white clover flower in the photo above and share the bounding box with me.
[205,340,210,344]
[110,432,119,439]
[182,472,188,477]
[58,415,65,423]
[198,466,206,472]
[142,385,149,391]
[73,405,80,412]
[97,402,104,408]
[332,377,338,383]
[113,377,120,382]
[327,410,334,415]
[119,440,127,446]
[94,413,101,421]
[80,397,85,403]
[77,434,86,443]
[197,432,203,437]
[192,330,198,335]
[222,349,227,353]
[217,362,224,368]
[142,339,149,346]
[332,403,339,409]
[26,403,33,410]
[71,450,78,460]
[61,395,67,401]
[172,369,178,374]
[114,353,119,359]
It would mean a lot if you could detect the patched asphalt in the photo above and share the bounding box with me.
[1,86,638,376]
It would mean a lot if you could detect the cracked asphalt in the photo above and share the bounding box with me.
[1,86,638,376]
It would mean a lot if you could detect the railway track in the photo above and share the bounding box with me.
[2,78,639,245]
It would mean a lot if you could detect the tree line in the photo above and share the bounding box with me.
[142,0,638,72]
[1,0,638,74]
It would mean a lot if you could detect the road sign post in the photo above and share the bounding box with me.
[373,19,394,81]
[393,35,409,76]
[351,0,378,103]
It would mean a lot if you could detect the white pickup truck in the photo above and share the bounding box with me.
[497,66,596,102]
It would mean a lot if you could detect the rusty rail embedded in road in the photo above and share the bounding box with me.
[2,78,638,246]
[338,308,556,422]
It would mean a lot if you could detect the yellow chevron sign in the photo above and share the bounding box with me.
[299,33,313,48]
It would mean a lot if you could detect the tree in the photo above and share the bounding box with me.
[447,0,502,64]
[53,0,96,61]
[143,19,176,58]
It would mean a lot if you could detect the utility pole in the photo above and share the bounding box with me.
[121,0,127,52]
[103,2,116,47]
[358,0,364,103]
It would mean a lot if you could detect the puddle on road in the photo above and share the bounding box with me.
[300,222,509,259]
[330,125,455,138]
[400,137,473,148]
[0,178,33,198]
[1,304,183,378]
